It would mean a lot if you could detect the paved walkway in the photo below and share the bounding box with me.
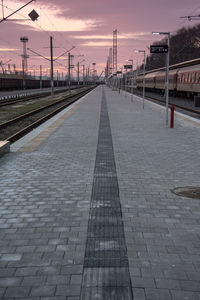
[0,85,199,300]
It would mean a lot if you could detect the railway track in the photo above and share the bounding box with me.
[145,94,200,117]
[124,88,200,118]
[0,86,95,143]
[0,86,82,107]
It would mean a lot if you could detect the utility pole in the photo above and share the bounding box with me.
[28,45,75,93]
[83,65,85,85]
[62,72,64,86]
[68,52,71,92]
[88,67,90,85]
[77,62,79,85]
[50,36,54,97]
[40,65,42,89]
[22,60,25,89]
[57,70,59,87]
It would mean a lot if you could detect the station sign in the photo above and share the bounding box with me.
[150,45,168,53]
[124,65,133,69]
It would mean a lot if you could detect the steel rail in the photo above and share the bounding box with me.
[0,86,83,107]
[0,87,95,143]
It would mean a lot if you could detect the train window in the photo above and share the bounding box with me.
[181,74,183,83]
[192,73,196,83]
[195,73,198,83]
[187,73,190,83]
[198,72,200,83]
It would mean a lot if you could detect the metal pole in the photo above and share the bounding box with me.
[85,66,87,85]
[143,51,146,109]
[68,52,71,92]
[83,65,85,85]
[77,62,79,85]
[40,65,42,89]
[165,33,170,126]
[62,72,64,85]
[57,70,59,87]
[22,60,25,90]
[50,36,54,97]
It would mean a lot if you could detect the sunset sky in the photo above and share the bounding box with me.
[0,0,199,78]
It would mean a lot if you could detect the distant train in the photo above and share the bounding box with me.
[135,58,200,97]
[0,74,81,91]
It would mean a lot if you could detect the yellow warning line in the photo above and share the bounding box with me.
[17,94,90,152]
[174,111,200,126]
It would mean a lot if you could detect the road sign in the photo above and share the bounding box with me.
[29,9,39,22]
[150,45,168,53]
[124,65,132,69]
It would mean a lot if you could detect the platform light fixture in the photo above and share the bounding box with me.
[135,50,146,109]
[152,31,170,126]
[126,59,133,97]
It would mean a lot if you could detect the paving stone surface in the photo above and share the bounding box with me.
[0,87,101,299]
[0,85,199,299]
[105,87,200,299]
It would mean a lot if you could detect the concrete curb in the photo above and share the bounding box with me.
[0,141,10,157]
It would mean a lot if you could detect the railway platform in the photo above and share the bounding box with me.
[0,85,200,300]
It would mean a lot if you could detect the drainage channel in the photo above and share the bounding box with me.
[80,88,133,299]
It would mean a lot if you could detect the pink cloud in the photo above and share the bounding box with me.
[0,0,199,75]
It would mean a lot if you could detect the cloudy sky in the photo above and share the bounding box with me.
[0,0,199,77]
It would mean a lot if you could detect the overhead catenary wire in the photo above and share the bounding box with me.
[0,1,85,75]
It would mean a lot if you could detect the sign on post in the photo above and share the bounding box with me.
[150,45,168,53]
[124,65,133,69]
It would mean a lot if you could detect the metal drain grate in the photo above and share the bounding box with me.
[171,186,200,199]
[80,88,133,299]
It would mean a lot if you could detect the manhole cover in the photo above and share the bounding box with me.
[171,187,200,199]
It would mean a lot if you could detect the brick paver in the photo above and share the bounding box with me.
[0,87,101,299]
[0,85,199,299]
[105,87,200,299]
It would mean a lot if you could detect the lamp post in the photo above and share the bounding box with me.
[135,50,146,109]
[152,31,170,126]
[126,59,133,95]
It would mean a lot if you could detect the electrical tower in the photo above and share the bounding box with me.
[113,30,117,74]
[20,37,29,74]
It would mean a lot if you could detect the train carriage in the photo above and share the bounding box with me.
[177,64,200,95]
[136,58,200,97]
